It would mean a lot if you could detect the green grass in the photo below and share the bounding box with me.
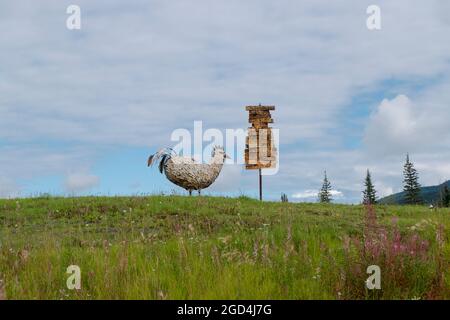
[0,195,449,300]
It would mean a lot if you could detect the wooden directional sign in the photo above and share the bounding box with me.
[244,105,277,170]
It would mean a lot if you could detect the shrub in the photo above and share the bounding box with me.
[337,205,447,299]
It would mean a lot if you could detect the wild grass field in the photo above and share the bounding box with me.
[0,195,448,300]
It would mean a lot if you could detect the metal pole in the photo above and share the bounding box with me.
[259,168,262,201]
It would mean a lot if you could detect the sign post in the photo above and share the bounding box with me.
[244,105,276,201]
[259,168,262,201]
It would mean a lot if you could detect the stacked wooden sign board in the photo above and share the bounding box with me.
[244,105,277,170]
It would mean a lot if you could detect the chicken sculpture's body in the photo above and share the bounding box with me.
[147,146,228,195]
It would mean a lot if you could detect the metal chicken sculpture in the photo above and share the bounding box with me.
[147,146,229,195]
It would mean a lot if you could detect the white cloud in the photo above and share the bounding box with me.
[208,164,243,193]
[0,177,20,198]
[361,79,450,192]
[292,190,319,199]
[330,190,344,197]
[1,1,450,201]
[0,145,99,198]
[364,95,418,155]
[374,182,394,198]
[292,189,343,200]
[64,172,100,193]
[2,0,450,147]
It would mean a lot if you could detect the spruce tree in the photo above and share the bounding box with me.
[440,185,450,208]
[403,154,422,204]
[319,171,332,203]
[362,169,377,205]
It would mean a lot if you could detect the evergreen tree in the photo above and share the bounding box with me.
[403,153,422,204]
[362,169,377,205]
[439,185,450,208]
[319,171,332,203]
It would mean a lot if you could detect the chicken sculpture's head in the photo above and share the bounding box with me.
[211,145,230,161]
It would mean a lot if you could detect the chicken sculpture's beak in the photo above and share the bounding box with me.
[225,154,231,159]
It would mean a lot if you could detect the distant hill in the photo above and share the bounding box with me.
[379,180,450,205]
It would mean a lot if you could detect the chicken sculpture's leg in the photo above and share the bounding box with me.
[198,190,201,196]
[189,190,192,196]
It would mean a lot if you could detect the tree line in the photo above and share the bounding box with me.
[318,154,450,207]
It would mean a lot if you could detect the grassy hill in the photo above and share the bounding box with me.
[0,196,449,300]
[379,180,450,205]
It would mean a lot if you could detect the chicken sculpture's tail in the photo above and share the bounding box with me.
[147,148,176,174]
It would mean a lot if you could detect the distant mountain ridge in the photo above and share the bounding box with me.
[379,180,450,205]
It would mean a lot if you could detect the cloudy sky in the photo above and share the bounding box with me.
[1,0,450,202]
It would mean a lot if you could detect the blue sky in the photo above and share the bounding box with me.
[1,1,450,203]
